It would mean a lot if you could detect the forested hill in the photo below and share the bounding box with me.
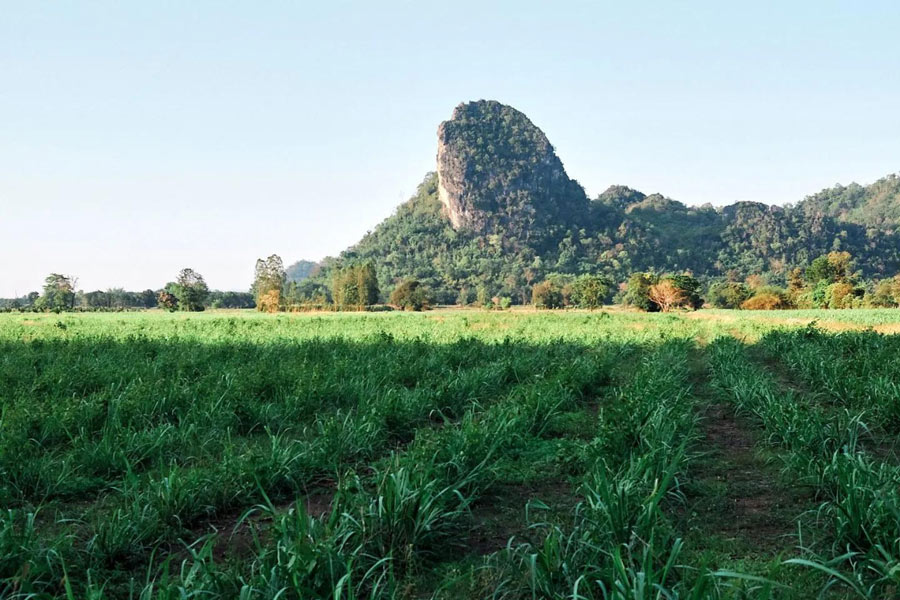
[327,100,900,304]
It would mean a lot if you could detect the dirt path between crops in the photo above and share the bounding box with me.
[678,352,813,560]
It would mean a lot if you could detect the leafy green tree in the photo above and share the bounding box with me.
[332,263,379,308]
[37,273,76,311]
[356,263,379,306]
[252,255,286,311]
[571,274,610,309]
[622,273,659,312]
[390,280,428,311]
[804,252,856,287]
[172,268,209,311]
[668,275,703,309]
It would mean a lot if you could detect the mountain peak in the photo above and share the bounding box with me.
[436,100,588,237]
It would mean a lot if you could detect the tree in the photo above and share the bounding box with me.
[622,273,659,312]
[38,273,76,311]
[571,274,610,309]
[172,268,209,311]
[390,279,428,311]
[787,268,805,293]
[826,251,853,283]
[253,255,286,311]
[668,275,703,309]
[332,263,379,308]
[532,280,563,309]
[648,279,684,312]
[157,289,178,311]
[868,276,900,307]
[139,289,158,308]
[356,263,379,306]
[826,282,860,309]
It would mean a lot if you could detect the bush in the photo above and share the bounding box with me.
[741,293,785,310]
[257,289,281,314]
[571,275,610,309]
[532,281,563,309]
[826,282,862,309]
[390,280,428,311]
[668,275,703,309]
[622,273,658,311]
[708,282,752,309]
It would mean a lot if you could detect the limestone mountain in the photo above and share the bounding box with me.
[436,100,589,246]
[319,100,900,304]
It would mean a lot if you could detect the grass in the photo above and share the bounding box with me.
[1,308,900,598]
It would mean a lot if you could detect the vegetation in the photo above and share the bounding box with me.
[36,273,76,312]
[306,102,900,305]
[285,259,320,282]
[3,309,900,598]
[332,263,379,309]
[166,268,211,312]
[389,279,428,311]
[253,255,287,312]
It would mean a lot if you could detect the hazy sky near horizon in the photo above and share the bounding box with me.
[2,1,899,295]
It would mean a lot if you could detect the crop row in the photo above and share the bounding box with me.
[709,336,900,597]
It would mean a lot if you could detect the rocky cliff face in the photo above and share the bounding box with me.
[436,100,588,238]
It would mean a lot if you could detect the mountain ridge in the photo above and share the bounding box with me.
[315,100,900,303]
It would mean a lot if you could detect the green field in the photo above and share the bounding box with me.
[3,309,900,599]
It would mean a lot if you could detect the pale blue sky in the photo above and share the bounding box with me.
[2,1,899,295]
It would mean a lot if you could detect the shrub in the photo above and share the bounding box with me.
[741,293,785,310]
[622,273,658,311]
[532,281,563,309]
[648,280,684,312]
[257,289,281,313]
[390,280,428,311]
[157,290,178,312]
[571,275,610,309]
[708,282,752,309]
[826,282,862,309]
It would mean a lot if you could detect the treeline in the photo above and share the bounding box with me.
[9,250,900,315]
[280,249,900,313]
[321,171,900,307]
[706,251,900,310]
[250,255,425,312]
[0,271,254,313]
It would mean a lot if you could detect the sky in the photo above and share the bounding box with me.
[2,1,899,296]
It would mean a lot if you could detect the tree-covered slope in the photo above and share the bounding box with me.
[317,101,900,303]
[798,174,900,230]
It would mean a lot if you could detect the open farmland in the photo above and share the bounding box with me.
[2,309,900,598]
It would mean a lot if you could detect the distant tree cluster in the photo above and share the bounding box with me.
[302,167,900,309]
[620,273,702,312]
[2,268,253,313]
[530,274,612,310]
[332,263,379,309]
[390,279,428,311]
[252,255,287,313]
[701,251,900,310]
